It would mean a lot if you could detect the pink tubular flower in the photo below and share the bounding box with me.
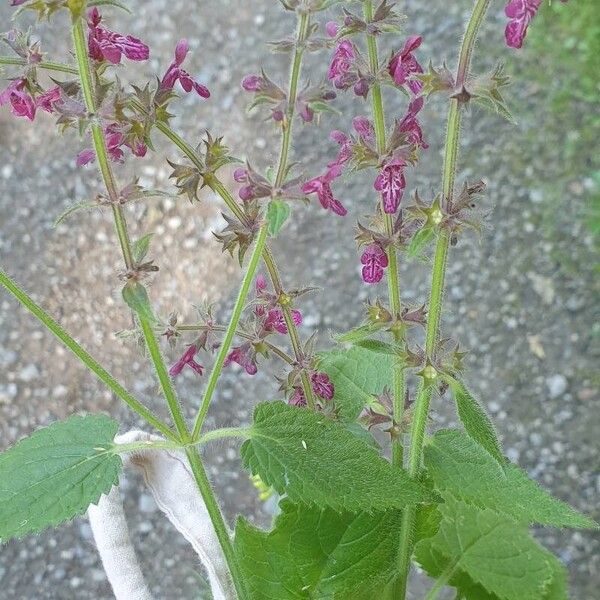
[311,372,334,401]
[87,8,149,64]
[397,99,428,149]
[0,79,35,120]
[504,0,543,48]
[374,158,407,214]
[325,21,339,38]
[302,164,347,217]
[35,86,61,113]
[388,36,423,95]
[160,39,210,98]
[264,308,302,334]
[75,149,95,167]
[329,130,352,167]
[224,345,258,375]
[328,40,356,88]
[352,116,374,142]
[169,344,204,377]
[361,243,389,284]
[289,387,307,407]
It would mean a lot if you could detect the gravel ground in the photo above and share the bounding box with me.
[0,1,598,599]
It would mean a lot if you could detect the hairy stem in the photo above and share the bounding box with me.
[191,224,269,440]
[423,562,455,600]
[112,426,251,455]
[0,268,177,441]
[185,446,248,599]
[363,0,405,466]
[394,0,492,596]
[0,56,78,74]
[140,318,190,441]
[142,113,315,406]
[176,324,295,365]
[71,18,246,596]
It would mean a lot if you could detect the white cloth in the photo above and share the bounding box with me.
[88,431,233,600]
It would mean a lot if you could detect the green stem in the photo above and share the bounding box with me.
[0,56,79,74]
[363,0,404,466]
[72,19,134,268]
[140,318,190,441]
[274,11,309,188]
[394,0,492,596]
[111,426,251,455]
[191,224,269,440]
[177,324,295,365]
[185,446,247,599]
[423,562,455,600]
[0,268,177,442]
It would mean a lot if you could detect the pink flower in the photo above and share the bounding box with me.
[241,75,263,92]
[329,130,353,167]
[35,86,61,113]
[397,99,428,149]
[160,39,210,98]
[224,344,258,375]
[504,0,542,48]
[325,21,339,38]
[302,164,347,217]
[87,8,149,64]
[361,243,389,284]
[289,387,307,407]
[328,41,356,88]
[311,372,334,401]
[388,36,423,95]
[374,158,407,214]
[352,116,374,142]
[75,149,95,167]
[0,79,35,120]
[264,308,302,334]
[169,344,204,377]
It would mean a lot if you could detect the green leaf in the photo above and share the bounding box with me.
[407,226,435,258]
[241,402,432,511]
[122,281,156,323]
[445,376,504,464]
[53,200,98,227]
[425,430,598,529]
[318,346,394,420]
[354,339,399,355]
[416,497,555,600]
[0,415,121,541]
[333,323,381,344]
[266,200,291,236]
[235,500,402,599]
[132,233,154,263]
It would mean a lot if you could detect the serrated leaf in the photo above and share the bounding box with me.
[88,0,132,12]
[235,500,402,599]
[318,346,394,420]
[121,281,156,323]
[0,415,121,541]
[425,430,597,529]
[266,200,290,236]
[416,497,554,600]
[132,233,154,263]
[445,376,504,464]
[241,402,432,511]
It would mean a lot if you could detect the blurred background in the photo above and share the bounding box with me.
[0,0,598,598]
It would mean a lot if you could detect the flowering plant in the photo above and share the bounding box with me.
[0,0,596,599]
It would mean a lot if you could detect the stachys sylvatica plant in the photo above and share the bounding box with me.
[0,0,596,598]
